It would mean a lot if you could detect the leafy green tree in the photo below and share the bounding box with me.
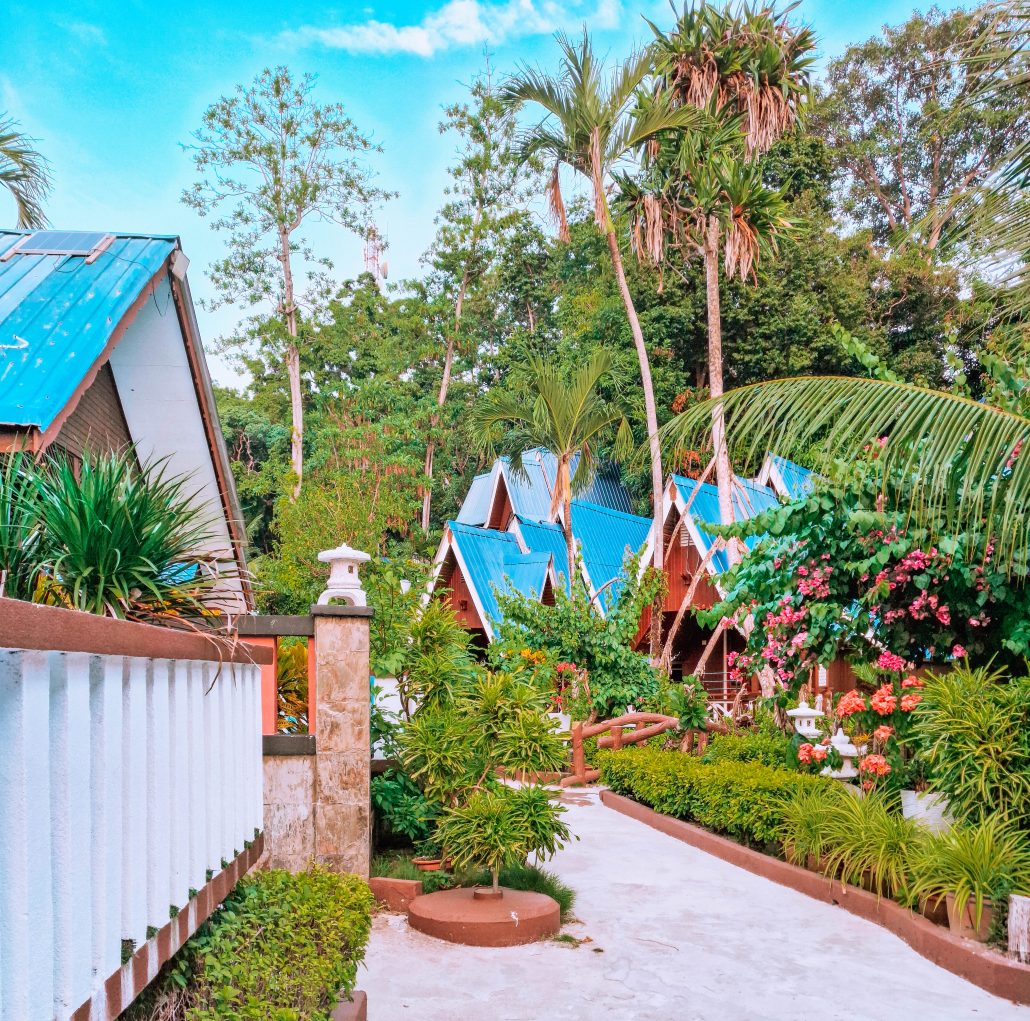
[471,350,633,583]
[420,62,535,531]
[817,5,1029,253]
[0,115,50,228]
[634,1,814,533]
[503,32,703,575]
[183,67,389,498]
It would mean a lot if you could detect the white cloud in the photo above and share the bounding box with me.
[283,0,623,58]
[60,21,109,47]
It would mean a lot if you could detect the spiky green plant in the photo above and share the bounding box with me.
[912,665,1030,826]
[777,783,846,866]
[34,451,227,620]
[909,815,1030,929]
[0,452,44,600]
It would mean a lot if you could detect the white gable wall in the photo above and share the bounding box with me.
[107,277,245,611]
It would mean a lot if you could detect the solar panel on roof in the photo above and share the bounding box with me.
[17,230,111,255]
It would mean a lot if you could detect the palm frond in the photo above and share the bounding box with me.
[0,115,51,229]
[661,375,1030,569]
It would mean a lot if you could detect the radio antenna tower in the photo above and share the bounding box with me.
[363,225,388,285]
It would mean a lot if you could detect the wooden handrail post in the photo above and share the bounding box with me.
[571,721,585,781]
[611,724,624,750]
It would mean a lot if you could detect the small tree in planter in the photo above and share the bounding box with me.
[399,670,572,896]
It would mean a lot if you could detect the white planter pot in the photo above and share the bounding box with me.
[549,712,572,734]
[901,789,951,833]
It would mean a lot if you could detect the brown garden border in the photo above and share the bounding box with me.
[601,790,1030,1005]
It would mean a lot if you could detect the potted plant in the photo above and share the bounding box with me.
[412,838,445,872]
[777,785,843,872]
[908,816,1030,942]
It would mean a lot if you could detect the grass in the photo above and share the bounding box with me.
[371,853,576,919]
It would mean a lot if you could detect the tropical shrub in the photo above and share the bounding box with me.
[598,747,832,848]
[125,867,374,1021]
[398,670,572,893]
[909,817,1030,931]
[371,768,437,844]
[911,665,1030,826]
[491,552,665,717]
[777,784,847,866]
[705,455,1030,699]
[0,451,231,622]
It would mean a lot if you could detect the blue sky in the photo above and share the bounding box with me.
[1,0,963,384]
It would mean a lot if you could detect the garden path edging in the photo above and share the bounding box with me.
[600,789,1030,1005]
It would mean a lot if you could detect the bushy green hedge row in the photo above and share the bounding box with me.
[700,729,794,770]
[128,867,375,1021]
[599,747,831,847]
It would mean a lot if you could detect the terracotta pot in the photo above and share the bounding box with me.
[919,895,950,927]
[413,858,443,873]
[945,893,994,942]
[806,853,831,875]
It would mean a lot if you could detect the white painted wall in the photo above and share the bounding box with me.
[0,645,262,1021]
[108,279,245,611]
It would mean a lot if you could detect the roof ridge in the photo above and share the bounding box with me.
[569,498,649,524]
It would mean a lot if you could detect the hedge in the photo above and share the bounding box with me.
[700,729,794,770]
[598,747,832,848]
[127,867,375,1021]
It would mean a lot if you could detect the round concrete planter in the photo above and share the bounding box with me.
[946,894,994,942]
[407,886,560,946]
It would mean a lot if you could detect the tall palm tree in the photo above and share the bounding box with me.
[0,116,50,229]
[471,350,633,587]
[502,32,704,576]
[639,2,814,533]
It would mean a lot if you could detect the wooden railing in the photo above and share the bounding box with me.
[0,598,271,1021]
[563,712,681,787]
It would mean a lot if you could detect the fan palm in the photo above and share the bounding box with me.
[502,32,704,575]
[633,2,813,536]
[0,115,50,229]
[470,350,634,586]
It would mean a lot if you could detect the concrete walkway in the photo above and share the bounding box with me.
[360,788,1030,1020]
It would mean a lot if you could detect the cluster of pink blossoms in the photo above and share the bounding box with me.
[876,651,908,672]
[798,743,828,765]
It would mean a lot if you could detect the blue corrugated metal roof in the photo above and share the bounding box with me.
[673,474,780,573]
[770,454,814,501]
[448,521,551,629]
[571,500,651,612]
[456,471,493,524]
[518,517,569,585]
[0,230,177,429]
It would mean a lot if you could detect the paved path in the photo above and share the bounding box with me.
[360,788,1030,1020]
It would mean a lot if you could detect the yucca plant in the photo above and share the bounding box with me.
[33,451,226,621]
[909,815,1030,932]
[0,452,44,600]
[822,790,925,898]
[912,665,1030,826]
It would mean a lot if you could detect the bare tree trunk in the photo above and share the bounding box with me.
[279,230,303,501]
[559,456,576,589]
[704,215,735,547]
[421,331,457,532]
[604,230,664,572]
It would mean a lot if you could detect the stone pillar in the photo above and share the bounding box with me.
[312,605,373,877]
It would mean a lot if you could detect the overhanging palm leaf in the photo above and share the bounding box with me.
[0,115,50,229]
[661,375,1030,568]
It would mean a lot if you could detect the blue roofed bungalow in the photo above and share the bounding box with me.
[0,228,251,609]
[431,446,813,663]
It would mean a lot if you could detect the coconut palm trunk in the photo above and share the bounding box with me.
[704,214,736,539]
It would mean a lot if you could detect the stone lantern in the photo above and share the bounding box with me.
[821,727,859,780]
[316,543,371,607]
[787,700,823,740]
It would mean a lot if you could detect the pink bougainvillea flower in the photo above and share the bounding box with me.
[870,684,898,715]
[859,753,891,777]
[877,651,907,672]
[873,725,894,741]
[951,644,967,659]
[900,693,922,712]
[836,690,867,718]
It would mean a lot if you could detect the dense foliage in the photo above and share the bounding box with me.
[125,868,374,1021]
[598,746,831,848]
